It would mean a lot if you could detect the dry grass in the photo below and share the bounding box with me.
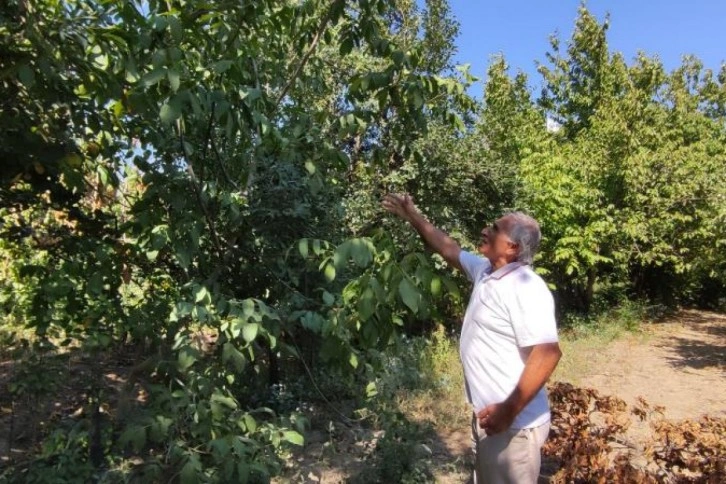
[394,325,470,431]
[397,308,653,426]
[554,329,651,385]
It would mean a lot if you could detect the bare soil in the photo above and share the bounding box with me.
[576,309,725,421]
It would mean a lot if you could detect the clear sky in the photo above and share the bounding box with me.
[447,0,726,96]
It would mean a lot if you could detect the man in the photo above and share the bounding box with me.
[382,193,561,484]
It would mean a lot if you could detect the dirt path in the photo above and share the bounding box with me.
[572,309,725,420]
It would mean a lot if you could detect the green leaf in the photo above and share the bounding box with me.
[140,67,167,87]
[350,238,373,267]
[195,285,209,303]
[283,430,304,446]
[324,263,336,282]
[244,414,257,432]
[242,299,255,317]
[298,238,309,258]
[398,278,419,313]
[177,346,199,371]
[149,415,173,441]
[175,246,191,269]
[222,342,247,371]
[87,272,103,295]
[211,392,238,409]
[97,165,110,186]
[209,438,230,459]
[366,382,378,398]
[180,455,201,484]
[357,287,375,321]
[333,243,348,268]
[301,312,323,332]
[93,53,109,70]
[430,276,442,298]
[160,102,181,124]
[119,424,146,452]
[242,323,259,343]
[212,60,233,74]
[340,37,354,56]
[168,69,181,92]
[18,64,35,87]
[168,16,183,43]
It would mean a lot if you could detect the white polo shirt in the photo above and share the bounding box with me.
[459,251,558,429]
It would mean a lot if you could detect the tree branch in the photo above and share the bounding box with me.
[273,0,339,109]
[178,120,225,258]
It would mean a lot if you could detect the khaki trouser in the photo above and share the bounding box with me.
[471,414,550,484]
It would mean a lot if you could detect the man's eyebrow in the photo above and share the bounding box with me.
[492,222,500,232]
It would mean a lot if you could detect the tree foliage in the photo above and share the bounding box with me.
[2,1,725,480]
[1,0,470,479]
[484,5,726,311]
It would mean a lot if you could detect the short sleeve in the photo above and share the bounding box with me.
[459,251,491,282]
[508,273,559,347]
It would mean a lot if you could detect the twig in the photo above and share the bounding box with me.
[200,101,216,163]
[203,101,240,190]
[288,333,366,428]
[273,0,339,109]
[245,58,263,193]
[210,134,240,191]
[177,120,225,258]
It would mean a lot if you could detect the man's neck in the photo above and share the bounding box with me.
[491,257,518,271]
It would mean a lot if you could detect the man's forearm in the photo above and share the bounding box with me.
[405,210,462,270]
[505,343,562,415]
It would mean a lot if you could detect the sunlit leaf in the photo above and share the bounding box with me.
[324,263,336,282]
[398,278,420,313]
[242,323,259,343]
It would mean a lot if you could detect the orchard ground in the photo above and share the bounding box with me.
[276,309,726,483]
[0,309,723,481]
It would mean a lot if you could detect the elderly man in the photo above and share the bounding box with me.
[382,193,561,484]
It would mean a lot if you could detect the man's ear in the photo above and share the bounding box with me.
[506,241,519,258]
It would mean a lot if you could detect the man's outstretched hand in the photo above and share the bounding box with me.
[381,192,463,271]
[382,193,417,221]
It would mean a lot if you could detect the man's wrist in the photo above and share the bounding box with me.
[503,392,524,417]
[406,208,426,226]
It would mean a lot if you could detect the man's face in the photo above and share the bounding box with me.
[477,215,519,266]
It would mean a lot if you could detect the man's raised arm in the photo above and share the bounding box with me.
[382,193,462,272]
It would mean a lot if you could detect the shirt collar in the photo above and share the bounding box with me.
[486,261,526,280]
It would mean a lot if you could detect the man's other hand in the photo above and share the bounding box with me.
[382,193,417,221]
[477,401,516,436]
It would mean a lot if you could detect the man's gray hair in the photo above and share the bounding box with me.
[505,212,541,265]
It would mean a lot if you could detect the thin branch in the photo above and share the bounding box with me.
[177,120,225,258]
[273,1,338,109]
[201,101,216,163]
[203,101,240,190]
[246,58,263,193]
[288,333,366,428]
[210,134,240,191]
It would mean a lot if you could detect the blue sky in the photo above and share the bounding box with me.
[447,1,726,96]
